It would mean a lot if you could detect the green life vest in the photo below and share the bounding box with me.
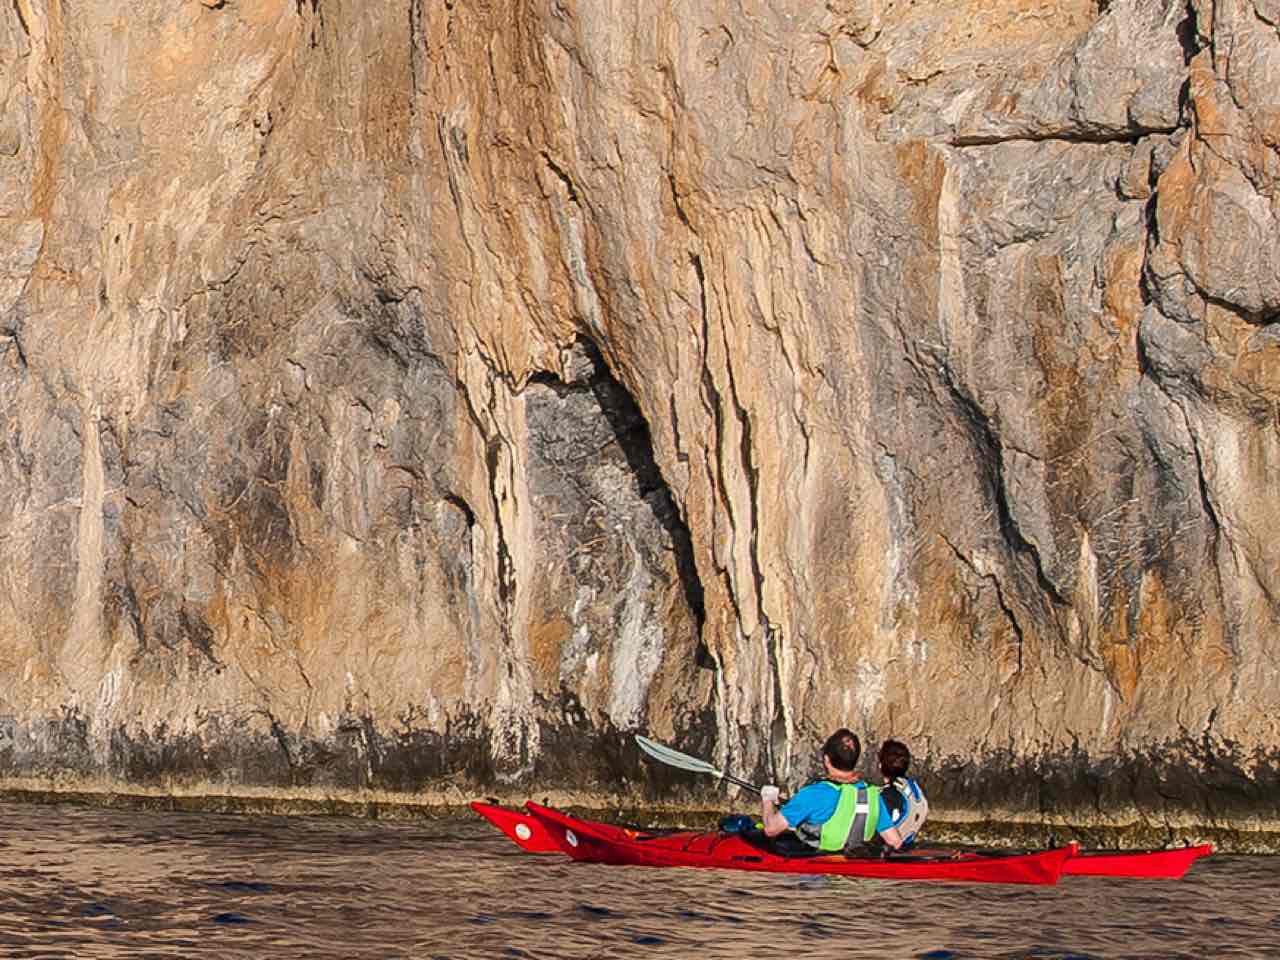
[812,782,881,853]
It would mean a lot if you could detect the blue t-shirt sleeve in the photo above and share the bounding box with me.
[778,782,834,829]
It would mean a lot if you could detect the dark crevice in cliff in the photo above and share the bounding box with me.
[942,370,1068,610]
[668,172,691,229]
[1177,410,1220,543]
[679,258,722,651]
[1198,290,1280,329]
[295,0,325,49]
[483,436,517,612]
[11,0,29,37]
[442,491,476,530]
[542,153,581,206]
[440,117,469,181]
[949,127,1175,148]
[1176,2,1206,65]
[176,606,223,668]
[2,328,27,370]
[691,252,738,600]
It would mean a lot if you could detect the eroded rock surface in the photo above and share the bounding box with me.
[0,0,1276,845]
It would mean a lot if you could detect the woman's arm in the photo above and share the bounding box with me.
[878,824,904,849]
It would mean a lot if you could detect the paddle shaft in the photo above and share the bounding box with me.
[718,773,763,796]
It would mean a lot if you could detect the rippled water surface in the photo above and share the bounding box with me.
[0,801,1273,959]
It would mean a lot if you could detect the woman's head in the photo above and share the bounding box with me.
[879,739,911,779]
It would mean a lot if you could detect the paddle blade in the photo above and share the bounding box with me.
[635,735,724,777]
[633,735,762,795]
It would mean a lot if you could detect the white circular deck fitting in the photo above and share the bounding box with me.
[514,823,532,841]
[565,829,579,848]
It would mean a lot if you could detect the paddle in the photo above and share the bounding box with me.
[634,734,764,796]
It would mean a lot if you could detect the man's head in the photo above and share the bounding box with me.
[879,739,911,780]
[822,728,861,773]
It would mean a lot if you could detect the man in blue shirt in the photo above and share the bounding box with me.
[760,729,904,852]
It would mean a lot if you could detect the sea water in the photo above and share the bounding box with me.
[0,801,1273,959]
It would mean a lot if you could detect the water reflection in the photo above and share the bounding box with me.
[0,801,1271,959]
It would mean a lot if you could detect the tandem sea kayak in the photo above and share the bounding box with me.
[472,802,1212,884]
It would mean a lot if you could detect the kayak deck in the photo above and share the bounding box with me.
[472,801,1212,882]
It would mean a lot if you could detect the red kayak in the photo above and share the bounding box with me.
[472,802,1211,882]
[473,802,1074,885]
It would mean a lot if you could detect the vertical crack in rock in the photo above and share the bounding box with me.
[295,0,325,49]
[691,254,734,525]
[408,0,424,105]
[764,623,788,777]
[105,577,143,650]
[668,172,692,230]
[711,267,769,625]
[1175,1,1206,64]
[453,337,540,777]
[176,606,224,669]
[11,0,29,38]
[483,434,517,613]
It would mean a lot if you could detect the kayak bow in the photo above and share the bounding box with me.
[471,801,563,853]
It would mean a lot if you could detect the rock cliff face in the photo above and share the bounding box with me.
[1,0,1277,844]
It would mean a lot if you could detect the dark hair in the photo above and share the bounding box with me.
[823,728,861,772]
[879,739,911,779]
